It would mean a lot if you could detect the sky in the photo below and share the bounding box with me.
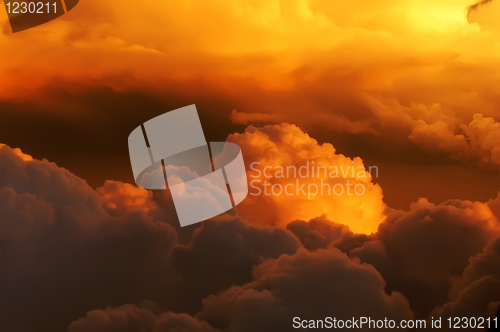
[1,0,500,331]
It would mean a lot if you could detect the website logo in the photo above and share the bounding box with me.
[4,0,79,33]
[128,105,248,227]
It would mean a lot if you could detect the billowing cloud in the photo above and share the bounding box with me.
[228,123,386,234]
[351,198,500,316]
[170,217,301,313]
[68,303,218,332]
[433,276,500,319]
[153,312,218,332]
[286,215,372,252]
[409,113,500,169]
[197,248,413,332]
[96,181,159,217]
[286,216,349,251]
[432,234,500,318]
[0,144,179,331]
[68,303,159,332]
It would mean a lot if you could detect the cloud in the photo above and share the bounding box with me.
[286,215,372,252]
[409,113,500,169]
[432,276,500,318]
[228,123,386,234]
[286,216,349,251]
[154,312,219,332]
[452,236,500,294]
[96,181,161,218]
[351,198,500,316]
[0,0,498,135]
[68,303,159,332]
[0,145,179,331]
[0,143,300,330]
[170,217,301,313]
[197,248,413,332]
[230,109,283,126]
[68,303,219,332]
[432,234,500,318]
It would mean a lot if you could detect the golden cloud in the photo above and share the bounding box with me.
[228,123,386,234]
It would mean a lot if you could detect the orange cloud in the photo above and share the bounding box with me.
[1,0,499,173]
[228,123,386,234]
[409,113,500,169]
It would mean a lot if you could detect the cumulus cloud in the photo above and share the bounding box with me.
[68,303,159,332]
[170,217,301,313]
[351,198,500,316]
[286,215,372,252]
[432,234,500,318]
[453,236,500,295]
[0,145,179,331]
[96,181,160,218]
[433,276,500,318]
[153,312,219,332]
[409,114,500,169]
[286,216,349,251]
[0,143,298,331]
[68,303,218,332]
[228,123,386,234]
[197,248,414,332]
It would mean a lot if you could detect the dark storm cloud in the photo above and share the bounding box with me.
[0,144,300,331]
[68,303,159,332]
[350,198,500,317]
[197,248,413,332]
[170,217,301,313]
[153,312,219,332]
[68,303,219,332]
[433,276,500,318]
[432,235,500,318]
[0,145,179,332]
[452,236,500,296]
[1,143,500,331]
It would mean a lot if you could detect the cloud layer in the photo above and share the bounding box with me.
[0,139,499,331]
[2,0,500,170]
